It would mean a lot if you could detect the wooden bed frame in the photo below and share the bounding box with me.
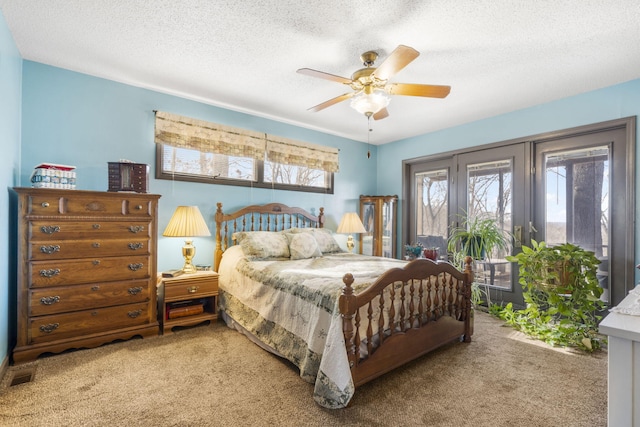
[214,202,474,396]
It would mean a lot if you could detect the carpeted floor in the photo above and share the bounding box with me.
[0,312,607,427]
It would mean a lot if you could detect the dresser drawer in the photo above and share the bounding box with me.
[165,275,218,300]
[29,238,151,260]
[28,302,152,344]
[26,194,155,217]
[29,279,151,316]
[29,220,151,240]
[29,255,150,288]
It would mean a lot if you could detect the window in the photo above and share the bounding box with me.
[156,145,333,193]
[154,111,337,193]
[415,168,448,237]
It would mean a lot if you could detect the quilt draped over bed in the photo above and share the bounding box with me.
[218,246,408,408]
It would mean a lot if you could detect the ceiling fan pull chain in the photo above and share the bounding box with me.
[367,114,372,159]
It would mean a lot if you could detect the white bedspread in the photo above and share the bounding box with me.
[217,245,407,408]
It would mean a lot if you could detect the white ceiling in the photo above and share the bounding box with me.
[2,1,640,145]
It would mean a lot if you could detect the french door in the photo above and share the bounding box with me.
[456,145,526,305]
[405,117,634,307]
[533,124,632,305]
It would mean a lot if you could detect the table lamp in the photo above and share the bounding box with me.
[336,212,367,253]
[163,206,211,273]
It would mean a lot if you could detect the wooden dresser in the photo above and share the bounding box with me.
[12,188,161,363]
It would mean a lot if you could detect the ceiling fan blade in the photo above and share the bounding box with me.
[373,108,389,120]
[371,45,419,81]
[308,92,355,112]
[386,83,451,98]
[297,68,353,85]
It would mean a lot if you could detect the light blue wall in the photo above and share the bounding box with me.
[0,10,22,365]
[21,62,378,272]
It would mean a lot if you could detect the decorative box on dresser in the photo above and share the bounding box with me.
[11,187,161,364]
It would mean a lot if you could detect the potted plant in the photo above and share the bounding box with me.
[495,240,607,351]
[447,215,512,261]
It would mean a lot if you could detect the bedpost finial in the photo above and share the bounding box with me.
[342,273,354,292]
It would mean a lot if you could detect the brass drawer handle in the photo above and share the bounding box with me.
[40,268,60,278]
[128,309,142,318]
[40,245,60,254]
[40,296,60,305]
[187,286,199,293]
[41,202,50,208]
[92,224,101,229]
[135,205,143,210]
[128,242,144,250]
[40,225,60,234]
[128,225,145,233]
[92,260,101,265]
[40,323,59,333]
[128,263,144,271]
[128,286,143,295]
[91,285,100,291]
[92,242,101,248]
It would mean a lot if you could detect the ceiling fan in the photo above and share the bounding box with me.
[297,45,451,120]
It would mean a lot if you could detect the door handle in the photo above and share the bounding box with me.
[513,225,522,248]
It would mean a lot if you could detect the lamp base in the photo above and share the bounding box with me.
[181,239,197,274]
[346,235,355,253]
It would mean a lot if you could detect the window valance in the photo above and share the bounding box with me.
[154,111,266,160]
[154,111,339,173]
[266,135,339,173]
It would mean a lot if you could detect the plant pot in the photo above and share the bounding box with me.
[539,260,574,293]
[423,248,438,260]
[462,236,485,260]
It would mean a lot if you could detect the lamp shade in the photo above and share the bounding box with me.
[337,212,366,234]
[163,206,211,237]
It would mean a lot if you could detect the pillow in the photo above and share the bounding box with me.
[239,231,290,260]
[286,227,315,234]
[231,231,247,244]
[284,227,342,253]
[286,232,323,260]
[310,228,343,253]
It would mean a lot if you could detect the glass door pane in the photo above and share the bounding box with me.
[414,168,449,259]
[381,199,395,258]
[465,159,514,289]
[361,200,375,256]
[457,144,526,305]
[543,145,610,302]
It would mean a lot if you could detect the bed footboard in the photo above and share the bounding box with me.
[339,257,474,387]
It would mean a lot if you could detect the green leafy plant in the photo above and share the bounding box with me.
[447,248,492,309]
[494,240,607,351]
[447,215,512,261]
[470,282,491,308]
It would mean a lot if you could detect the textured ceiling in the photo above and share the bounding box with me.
[2,0,640,144]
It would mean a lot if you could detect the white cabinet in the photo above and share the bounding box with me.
[599,291,640,426]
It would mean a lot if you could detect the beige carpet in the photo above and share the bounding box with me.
[0,312,607,427]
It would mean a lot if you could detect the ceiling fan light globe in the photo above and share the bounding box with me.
[350,90,390,116]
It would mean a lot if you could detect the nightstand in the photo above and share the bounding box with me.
[157,270,218,334]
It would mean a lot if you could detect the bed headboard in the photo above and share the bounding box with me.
[214,202,324,271]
